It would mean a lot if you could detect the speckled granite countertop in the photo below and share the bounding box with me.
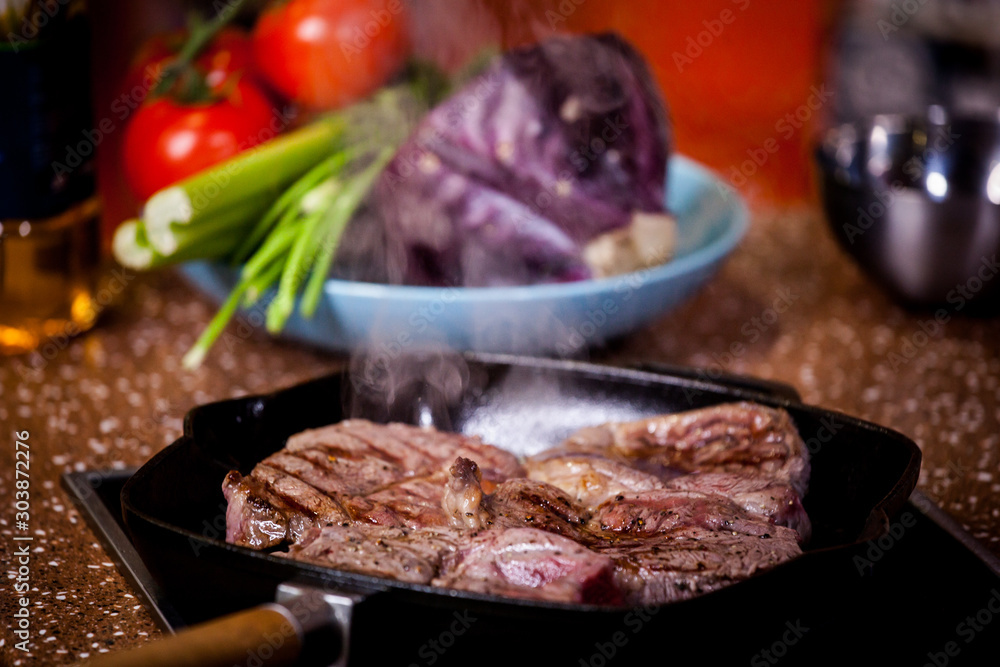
[1,207,998,665]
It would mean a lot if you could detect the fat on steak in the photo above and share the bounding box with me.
[524,452,666,508]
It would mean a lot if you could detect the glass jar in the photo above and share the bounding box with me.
[0,0,101,354]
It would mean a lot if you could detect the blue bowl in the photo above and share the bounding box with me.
[180,155,747,355]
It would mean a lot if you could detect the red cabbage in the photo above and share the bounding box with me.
[337,33,673,287]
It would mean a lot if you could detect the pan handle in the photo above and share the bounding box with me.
[83,584,360,667]
[82,604,310,667]
[630,361,802,402]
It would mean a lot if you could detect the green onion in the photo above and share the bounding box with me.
[113,75,450,369]
[143,116,345,233]
[231,151,353,264]
[112,220,154,270]
[112,218,240,271]
[300,149,395,317]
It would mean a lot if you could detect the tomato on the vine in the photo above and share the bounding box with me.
[122,79,276,200]
[252,0,409,110]
[122,27,256,99]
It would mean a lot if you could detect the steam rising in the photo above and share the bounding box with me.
[347,347,473,430]
[342,3,672,419]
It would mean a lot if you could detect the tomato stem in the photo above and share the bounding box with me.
[152,0,254,100]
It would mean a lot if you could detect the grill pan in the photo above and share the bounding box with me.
[111,355,921,666]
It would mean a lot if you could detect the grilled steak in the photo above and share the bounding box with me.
[224,420,523,548]
[285,523,463,584]
[590,489,784,538]
[444,458,589,540]
[433,528,624,605]
[223,467,350,549]
[663,472,811,541]
[559,402,811,496]
[223,402,811,605]
[595,527,803,605]
[525,452,665,508]
[344,474,453,528]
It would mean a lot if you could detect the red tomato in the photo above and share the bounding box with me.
[197,28,256,90]
[122,28,256,100]
[122,79,276,200]
[252,0,409,110]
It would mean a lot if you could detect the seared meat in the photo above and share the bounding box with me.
[345,474,453,529]
[596,527,803,605]
[487,478,590,539]
[590,489,802,541]
[285,523,462,584]
[288,419,525,485]
[560,402,811,497]
[433,528,623,605]
[224,403,812,606]
[525,452,665,508]
[443,458,491,530]
[444,458,590,539]
[224,421,523,548]
[222,467,349,549]
[664,472,811,542]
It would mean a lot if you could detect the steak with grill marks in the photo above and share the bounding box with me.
[559,402,811,496]
[443,458,589,540]
[223,402,812,606]
[433,528,624,605]
[594,527,803,605]
[223,420,523,548]
[525,452,665,508]
[590,489,787,538]
[285,523,464,584]
[663,472,811,542]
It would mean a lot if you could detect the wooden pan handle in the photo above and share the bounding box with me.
[84,604,303,667]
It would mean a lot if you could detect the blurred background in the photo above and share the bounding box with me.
[88,0,837,238]
[6,0,1000,349]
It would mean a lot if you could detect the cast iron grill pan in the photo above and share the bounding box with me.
[120,355,921,666]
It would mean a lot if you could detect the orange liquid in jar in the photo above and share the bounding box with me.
[0,198,101,355]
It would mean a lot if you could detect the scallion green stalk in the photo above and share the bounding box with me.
[143,116,345,233]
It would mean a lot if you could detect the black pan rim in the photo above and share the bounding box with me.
[122,354,922,613]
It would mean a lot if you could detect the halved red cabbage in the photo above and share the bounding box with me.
[337,33,673,286]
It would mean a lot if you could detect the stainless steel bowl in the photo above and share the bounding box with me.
[816,109,1000,308]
